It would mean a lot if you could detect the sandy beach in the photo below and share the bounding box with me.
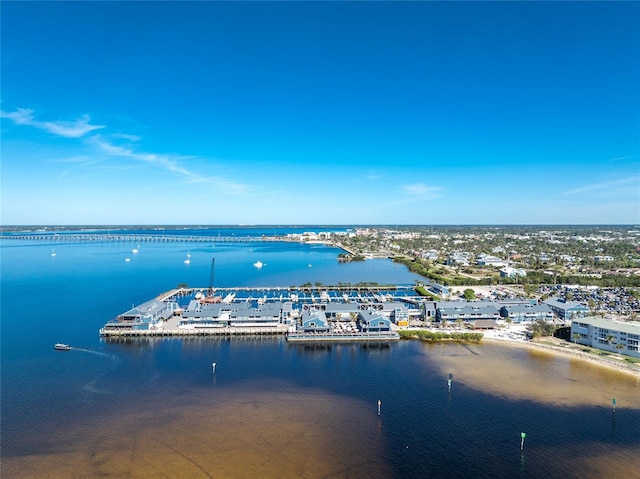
[481,328,640,378]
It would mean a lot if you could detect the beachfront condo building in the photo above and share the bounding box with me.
[571,316,640,359]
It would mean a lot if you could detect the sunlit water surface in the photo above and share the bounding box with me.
[1,234,638,478]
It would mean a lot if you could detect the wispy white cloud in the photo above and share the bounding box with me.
[90,136,251,194]
[2,106,253,195]
[51,155,131,181]
[562,176,640,196]
[0,108,105,138]
[111,133,142,142]
[91,138,197,178]
[402,183,443,199]
[0,107,35,125]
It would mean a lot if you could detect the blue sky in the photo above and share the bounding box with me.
[1,1,639,225]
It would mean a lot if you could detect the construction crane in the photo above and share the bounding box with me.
[201,257,222,303]
[208,257,215,296]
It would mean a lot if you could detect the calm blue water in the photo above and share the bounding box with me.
[1,233,639,478]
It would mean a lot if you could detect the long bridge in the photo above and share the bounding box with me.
[0,233,290,243]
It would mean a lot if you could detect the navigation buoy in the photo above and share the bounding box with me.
[377,399,381,416]
[612,397,617,413]
[212,362,217,373]
[520,432,526,450]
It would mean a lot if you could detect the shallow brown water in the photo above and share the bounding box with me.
[3,383,391,479]
[2,341,639,479]
[421,341,640,408]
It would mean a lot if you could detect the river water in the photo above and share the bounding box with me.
[1,230,638,478]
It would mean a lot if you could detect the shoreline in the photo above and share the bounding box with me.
[482,336,640,378]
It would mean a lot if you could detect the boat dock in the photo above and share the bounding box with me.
[100,325,289,338]
[101,285,420,342]
[286,332,399,342]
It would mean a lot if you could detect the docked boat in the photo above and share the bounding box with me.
[54,343,71,351]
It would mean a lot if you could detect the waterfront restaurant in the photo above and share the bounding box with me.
[300,311,330,333]
[357,310,392,333]
[103,298,178,331]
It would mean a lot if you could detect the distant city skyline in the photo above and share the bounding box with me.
[1,1,639,225]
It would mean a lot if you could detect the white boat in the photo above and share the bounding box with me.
[51,248,56,257]
[253,261,263,268]
[54,343,71,351]
[125,258,131,262]
[184,258,191,264]
[132,248,139,254]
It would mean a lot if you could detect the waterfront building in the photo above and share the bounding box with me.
[571,316,640,358]
[423,302,437,321]
[429,283,450,297]
[301,310,330,332]
[357,310,392,333]
[543,297,590,321]
[471,319,501,330]
[499,302,553,323]
[179,301,292,329]
[102,298,178,331]
[435,301,501,324]
[391,305,409,326]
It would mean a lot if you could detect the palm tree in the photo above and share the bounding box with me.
[505,317,513,329]
[572,332,581,344]
[615,342,625,354]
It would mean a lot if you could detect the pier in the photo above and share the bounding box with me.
[100,325,289,338]
[1,233,288,243]
[286,332,399,342]
[100,326,400,342]
[0,233,366,259]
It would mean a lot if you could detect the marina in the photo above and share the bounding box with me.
[99,285,422,341]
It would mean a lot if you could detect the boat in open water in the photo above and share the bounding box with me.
[54,343,71,351]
